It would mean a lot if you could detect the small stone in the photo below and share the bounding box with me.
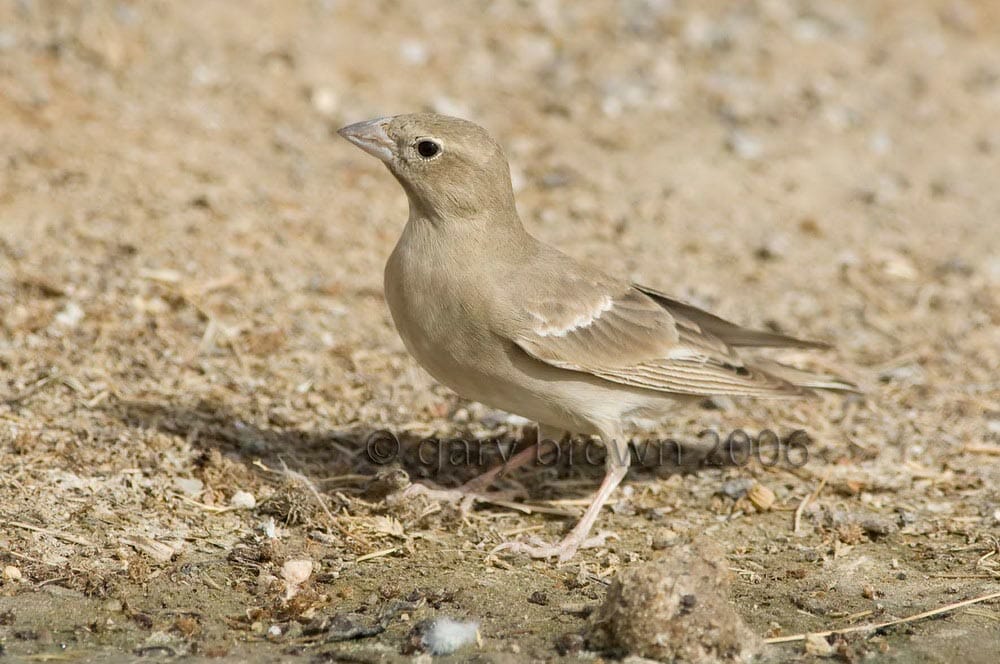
[3,566,22,582]
[651,528,679,550]
[804,633,834,656]
[281,559,313,599]
[719,478,754,500]
[230,491,256,510]
[747,483,776,511]
[554,632,585,655]
[174,477,204,496]
[418,617,479,656]
[528,591,548,606]
[726,131,763,160]
[54,302,85,329]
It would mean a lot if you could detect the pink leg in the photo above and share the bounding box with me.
[396,438,544,513]
[460,442,539,492]
[492,464,627,561]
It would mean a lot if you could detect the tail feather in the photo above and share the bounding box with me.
[635,284,831,350]
[751,358,861,394]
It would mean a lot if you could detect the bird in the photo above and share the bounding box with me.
[338,113,855,561]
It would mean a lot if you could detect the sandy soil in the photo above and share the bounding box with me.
[1,0,999,661]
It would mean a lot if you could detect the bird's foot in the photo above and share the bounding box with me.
[396,482,524,516]
[491,530,618,562]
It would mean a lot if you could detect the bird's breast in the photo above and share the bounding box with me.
[383,233,499,393]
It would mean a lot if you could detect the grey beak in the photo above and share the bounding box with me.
[337,117,394,162]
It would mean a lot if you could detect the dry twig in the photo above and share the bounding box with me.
[765,590,1000,644]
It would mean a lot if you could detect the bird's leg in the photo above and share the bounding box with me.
[458,441,539,493]
[397,425,565,513]
[493,432,630,562]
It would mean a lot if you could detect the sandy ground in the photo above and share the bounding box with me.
[1,0,999,661]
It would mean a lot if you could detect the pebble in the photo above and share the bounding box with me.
[174,477,204,496]
[281,559,313,599]
[650,528,679,550]
[54,302,84,328]
[726,131,763,160]
[230,490,256,510]
[719,478,754,500]
[747,483,776,511]
[804,633,834,656]
[419,617,480,655]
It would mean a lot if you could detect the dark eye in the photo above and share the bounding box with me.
[416,140,440,158]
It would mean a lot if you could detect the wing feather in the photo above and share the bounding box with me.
[514,283,806,398]
[634,284,831,349]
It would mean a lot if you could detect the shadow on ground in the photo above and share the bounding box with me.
[107,396,755,504]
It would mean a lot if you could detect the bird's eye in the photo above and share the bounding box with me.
[416,140,441,159]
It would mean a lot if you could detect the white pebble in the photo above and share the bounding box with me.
[726,131,763,160]
[282,559,312,585]
[54,302,84,328]
[282,559,313,599]
[422,617,480,655]
[230,490,256,510]
[174,477,204,496]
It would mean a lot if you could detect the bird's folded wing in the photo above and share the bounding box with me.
[513,285,805,397]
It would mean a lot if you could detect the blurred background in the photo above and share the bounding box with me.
[1,1,998,661]
[3,0,997,425]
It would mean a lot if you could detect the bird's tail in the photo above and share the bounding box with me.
[751,358,861,394]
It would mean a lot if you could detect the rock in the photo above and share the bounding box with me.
[281,559,313,599]
[725,131,763,160]
[804,632,834,656]
[719,478,754,500]
[650,528,680,550]
[54,302,85,329]
[747,483,776,511]
[420,617,480,655]
[174,477,204,496]
[230,490,256,510]
[555,632,585,655]
[588,540,759,663]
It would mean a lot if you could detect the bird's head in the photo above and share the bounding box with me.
[338,113,516,222]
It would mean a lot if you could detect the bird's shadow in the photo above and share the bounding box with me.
[107,397,737,502]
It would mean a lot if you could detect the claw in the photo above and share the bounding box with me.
[394,483,525,518]
[492,530,619,562]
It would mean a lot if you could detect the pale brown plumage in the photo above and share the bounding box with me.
[338,113,855,561]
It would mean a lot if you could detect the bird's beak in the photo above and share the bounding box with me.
[337,117,394,162]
